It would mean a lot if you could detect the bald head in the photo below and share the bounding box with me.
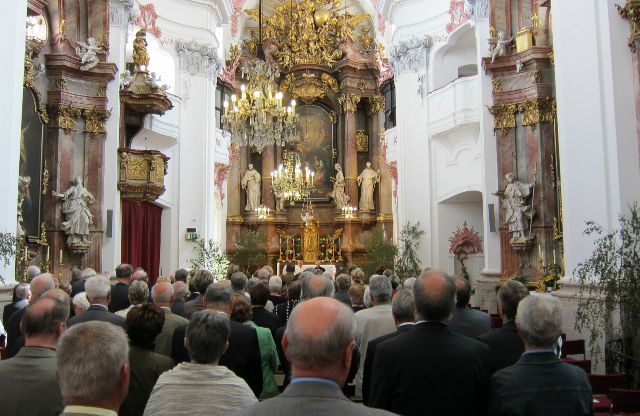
[21,297,68,340]
[152,282,174,305]
[413,269,456,322]
[285,297,356,370]
[30,273,56,301]
[131,269,148,283]
[42,288,71,313]
[302,275,335,299]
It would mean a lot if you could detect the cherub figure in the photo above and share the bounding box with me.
[491,31,513,63]
[75,38,103,71]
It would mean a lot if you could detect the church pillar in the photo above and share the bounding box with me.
[0,0,28,284]
[369,96,393,236]
[261,144,275,210]
[225,144,243,252]
[341,95,360,210]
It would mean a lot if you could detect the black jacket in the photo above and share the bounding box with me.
[252,306,282,336]
[68,304,125,327]
[477,320,524,372]
[488,351,592,415]
[369,321,492,416]
[109,281,130,313]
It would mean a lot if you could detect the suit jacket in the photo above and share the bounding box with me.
[235,380,396,416]
[171,320,263,396]
[119,346,174,416]
[477,320,524,372]
[5,307,26,358]
[362,323,414,405]
[170,298,186,317]
[154,308,188,357]
[2,299,27,324]
[448,306,491,339]
[0,346,63,416]
[489,351,592,415]
[71,279,85,297]
[370,321,492,416]
[183,294,204,318]
[68,304,125,327]
[252,306,282,335]
[109,281,130,313]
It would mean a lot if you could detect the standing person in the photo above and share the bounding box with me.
[3,282,30,324]
[152,282,189,357]
[448,276,491,338]
[110,263,133,312]
[369,269,492,416]
[68,276,125,327]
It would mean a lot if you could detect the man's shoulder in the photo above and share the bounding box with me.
[164,311,189,326]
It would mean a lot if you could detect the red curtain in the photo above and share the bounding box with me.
[121,201,162,285]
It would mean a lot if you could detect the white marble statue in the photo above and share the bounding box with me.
[75,38,103,71]
[53,177,95,245]
[242,164,261,211]
[17,176,31,238]
[502,173,533,242]
[491,31,513,63]
[357,162,380,212]
[120,70,134,90]
[330,163,350,209]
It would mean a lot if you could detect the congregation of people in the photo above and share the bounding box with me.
[0,261,593,415]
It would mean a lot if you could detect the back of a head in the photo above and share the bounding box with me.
[403,277,416,291]
[15,282,30,300]
[413,269,456,322]
[127,280,149,305]
[303,275,335,299]
[369,274,393,304]
[131,269,148,283]
[186,310,231,364]
[42,288,71,313]
[57,321,129,402]
[85,275,111,303]
[152,282,174,304]
[81,268,97,281]
[71,267,82,282]
[226,264,241,280]
[115,263,133,279]
[247,276,261,291]
[173,281,188,300]
[285,263,295,273]
[336,274,351,291]
[286,297,356,368]
[349,284,365,305]
[174,268,189,282]
[392,289,415,323]
[498,280,530,321]
[515,295,562,348]
[269,275,282,292]
[230,293,252,323]
[257,268,271,283]
[26,265,42,282]
[250,283,270,306]
[30,273,56,300]
[453,276,472,307]
[287,280,302,300]
[205,282,233,308]
[73,292,90,312]
[230,271,248,292]
[351,268,365,284]
[125,303,165,348]
[21,297,69,338]
[192,269,215,294]
[263,265,274,275]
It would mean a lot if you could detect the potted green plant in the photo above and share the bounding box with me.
[394,221,425,281]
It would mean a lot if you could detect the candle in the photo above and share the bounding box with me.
[59,250,63,265]
[46,246,49,262]
[24,247,27,262]
[553,249,556,264]
[538,244,542,259]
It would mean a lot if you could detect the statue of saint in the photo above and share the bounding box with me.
[132,30,150,68]
[502,173,533,242]
[330,163,349,209]
[53,177,95,245]
[242,164,261,211]
[357,161,380,212]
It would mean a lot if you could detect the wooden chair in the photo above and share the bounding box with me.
[589,373,629,395]
[561,339,586,359]
[562,358,591,374]
[611,388,640,413]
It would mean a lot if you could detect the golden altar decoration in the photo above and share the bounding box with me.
[118,148,169,201]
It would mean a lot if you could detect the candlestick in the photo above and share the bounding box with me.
[538,244,542,260]
[46,246,49,262]
[59,249,63,265]
[553,248,556,265]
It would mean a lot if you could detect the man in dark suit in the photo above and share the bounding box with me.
[3,282,30,324]
[250,283,283,334]
[333,274,352,306]
[170,281,188,317]
[369,269,492,416]
[448,276,491,338]
[236,297,395,416]
[0,297,68,415]
[68,275,125,327]
[489,295,592,415]
[183,269,214,318]
[5,273,55,357]
[362,288,414,405]
[478,280,529,371]
[171,282,263,396]
[313,260,326,274]
[109,263,133,312]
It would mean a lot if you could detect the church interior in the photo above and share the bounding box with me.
[2,0,640,413]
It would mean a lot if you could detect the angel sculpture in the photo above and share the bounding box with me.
[120,70,134,90]
[75,38,103,71]
[490,31,513,63]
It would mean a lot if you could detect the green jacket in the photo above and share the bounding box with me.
[247,321,280,398]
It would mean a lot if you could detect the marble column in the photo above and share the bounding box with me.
[261,145,275,210]
[343,105,359,209]
[0,0,27,284]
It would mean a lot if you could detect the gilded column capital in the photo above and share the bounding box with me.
[175,39,223,80]
[48,104,83,133]
[489,98,556,130]
[488,103,518,130]
[339,94,361,113]
[617,0,640,52]
[368,95,385,115]
[82,108,112,138]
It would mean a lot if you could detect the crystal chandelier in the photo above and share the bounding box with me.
[271,152,315,204]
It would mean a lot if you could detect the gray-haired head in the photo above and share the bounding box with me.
[84,275,111,303]
[127,280,149,305]
[302,275,335,299]
[57,321,129,402]
[186,310,231,364]
[15,283,30,300]
[336,274,351,291]
[131,269,148,283]
[152,282,174,304]
[516,295,563,348]
[257,268,271,283]
[205,282,233,308]
[285,297,356,368]
[72,292,90,313]
[81,268,97,281]
[403,277,416,291]
[26,265,41,282]
[230,272,248,292]
[269,276,282,292]
[498,280,530,321]
[30,274,56,301]
[392,289,415,323]
[413,269,456,322]
[322,271,333,280]
[368,274,393,304]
